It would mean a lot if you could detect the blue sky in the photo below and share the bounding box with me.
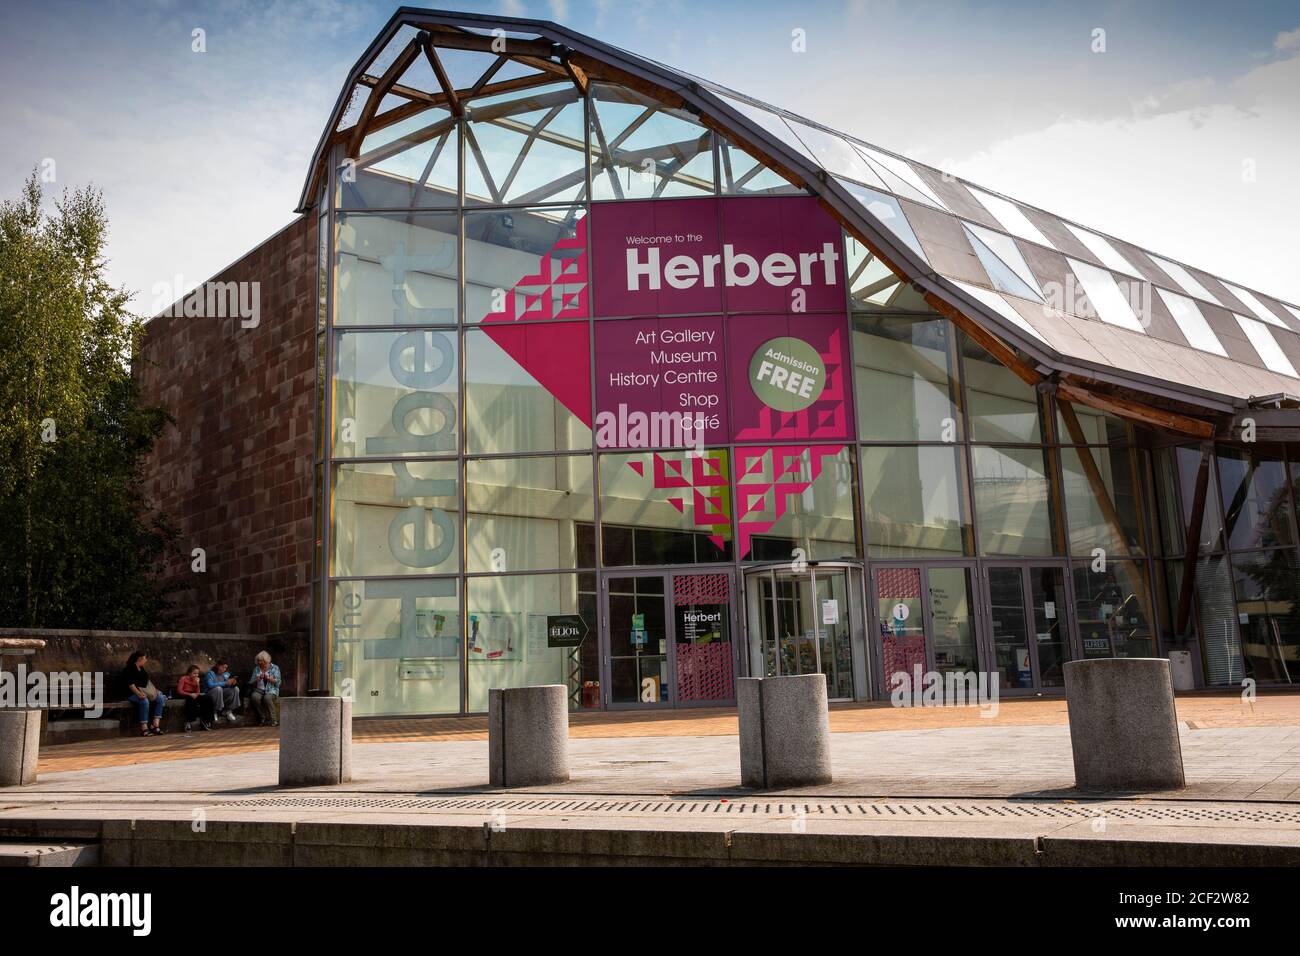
[2,0,1298,306]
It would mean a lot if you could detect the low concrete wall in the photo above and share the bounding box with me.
[0,627,308,699]
[278,697,352,787]
[738,674,832,789]
[0,709,41,786]
[488,685,569,788]
[1064,658,1185,791]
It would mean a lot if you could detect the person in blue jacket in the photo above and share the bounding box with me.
[203,660,241,724]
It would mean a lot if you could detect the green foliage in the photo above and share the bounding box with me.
[0,170,179,629]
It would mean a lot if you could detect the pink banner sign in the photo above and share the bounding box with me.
[589,196,845,317]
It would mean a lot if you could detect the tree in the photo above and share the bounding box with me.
[0,171,178,629]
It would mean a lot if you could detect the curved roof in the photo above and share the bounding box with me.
[302,7,1300,432]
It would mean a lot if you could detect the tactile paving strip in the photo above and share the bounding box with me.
[215,796,1300,823]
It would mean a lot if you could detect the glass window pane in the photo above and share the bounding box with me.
[1068,258,1145,333]
[838,179,929,264]
[965,186,1053,248]
[785,120,886,189]
[972,446,1058,556]
[1155,288,1227,357]
[1174,445,1224,552]
[466,573,589,711]
[1196,553,1244,684]
[1231,549,1300,683]
[736,445,858,561]
[1217,446,1295,551]
[962,223,1042,300]
[1060,444,1146,558]
[336,212,458,326]
[962,335,1042,442]
[1234,314,1299,377]
[599,449,733,565]
[346,108,459,209]
[718,135,802,195]
[1153,447,1185,557]
[464,83,586,205]
[1055,401,1129,446]
[861,445,971,558]
[332,460,460,576]
[1063,224,1141,276]
[333,329,459,458]
[465,322,592,453]
[464,206,587,324]
[853,313,959,441]
[1072,561,1156,659]
[926,566,979,676]
[465,456,595,572]
[590,83,715,200]
[329,578,460,716]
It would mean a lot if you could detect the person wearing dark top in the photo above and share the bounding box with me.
[122,650,168,737]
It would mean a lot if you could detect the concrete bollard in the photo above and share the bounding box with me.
[488,685,569,788]
[278,696,352,787]
[1064,658,1185,791]
[738,674,832,788]
[0,709,41,787]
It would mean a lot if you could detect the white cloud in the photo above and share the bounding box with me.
[945,50,1300,303]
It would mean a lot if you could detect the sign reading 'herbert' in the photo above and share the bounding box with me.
[589,196,846,317]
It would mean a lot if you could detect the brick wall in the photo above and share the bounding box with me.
[135,215,317,635]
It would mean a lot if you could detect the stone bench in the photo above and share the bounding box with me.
[738,674,832,788]
[0,709,41,787]
[1064,658,1185,791]
[278,696,352,787]
[488,685,569,788]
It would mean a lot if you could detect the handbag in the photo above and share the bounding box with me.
[144,681,159,702]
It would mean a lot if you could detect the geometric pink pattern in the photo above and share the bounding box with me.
[733,444,844,558]
[877,568,926,684]
[626,451,731,549]
[478,216,592,427]
[674,572,730,606]
[676,640,735,701]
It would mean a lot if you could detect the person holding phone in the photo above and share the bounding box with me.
[202,660,242,723]
[248,651,282,727]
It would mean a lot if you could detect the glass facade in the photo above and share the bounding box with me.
[316,71,1300,715]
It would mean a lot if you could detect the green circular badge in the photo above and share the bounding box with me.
[748,337,826,412]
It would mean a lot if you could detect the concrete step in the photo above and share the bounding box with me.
[0,842,100,867]
[43,718,121,745]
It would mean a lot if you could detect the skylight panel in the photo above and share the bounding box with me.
[1147,255,1222,306]
[715,94,818,164]
[853,144,949,209]
[1235,314,1299,378]
[1156,288,1227,357]
[1064,224,1141,277]
[1222,282,1285,327]
[1068,259,1145,333]
[786,120,889,190]
[963,223,1042,299]
[965,186,1054,248]
[837,178,928,264]
[951,280,1045,342]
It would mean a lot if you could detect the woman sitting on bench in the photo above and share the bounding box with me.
[122,650,167,737]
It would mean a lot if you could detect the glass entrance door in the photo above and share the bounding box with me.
[982,563,1073,691]
[871,564,979,698]
[743,564,860,700]
[602,570,737,709]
